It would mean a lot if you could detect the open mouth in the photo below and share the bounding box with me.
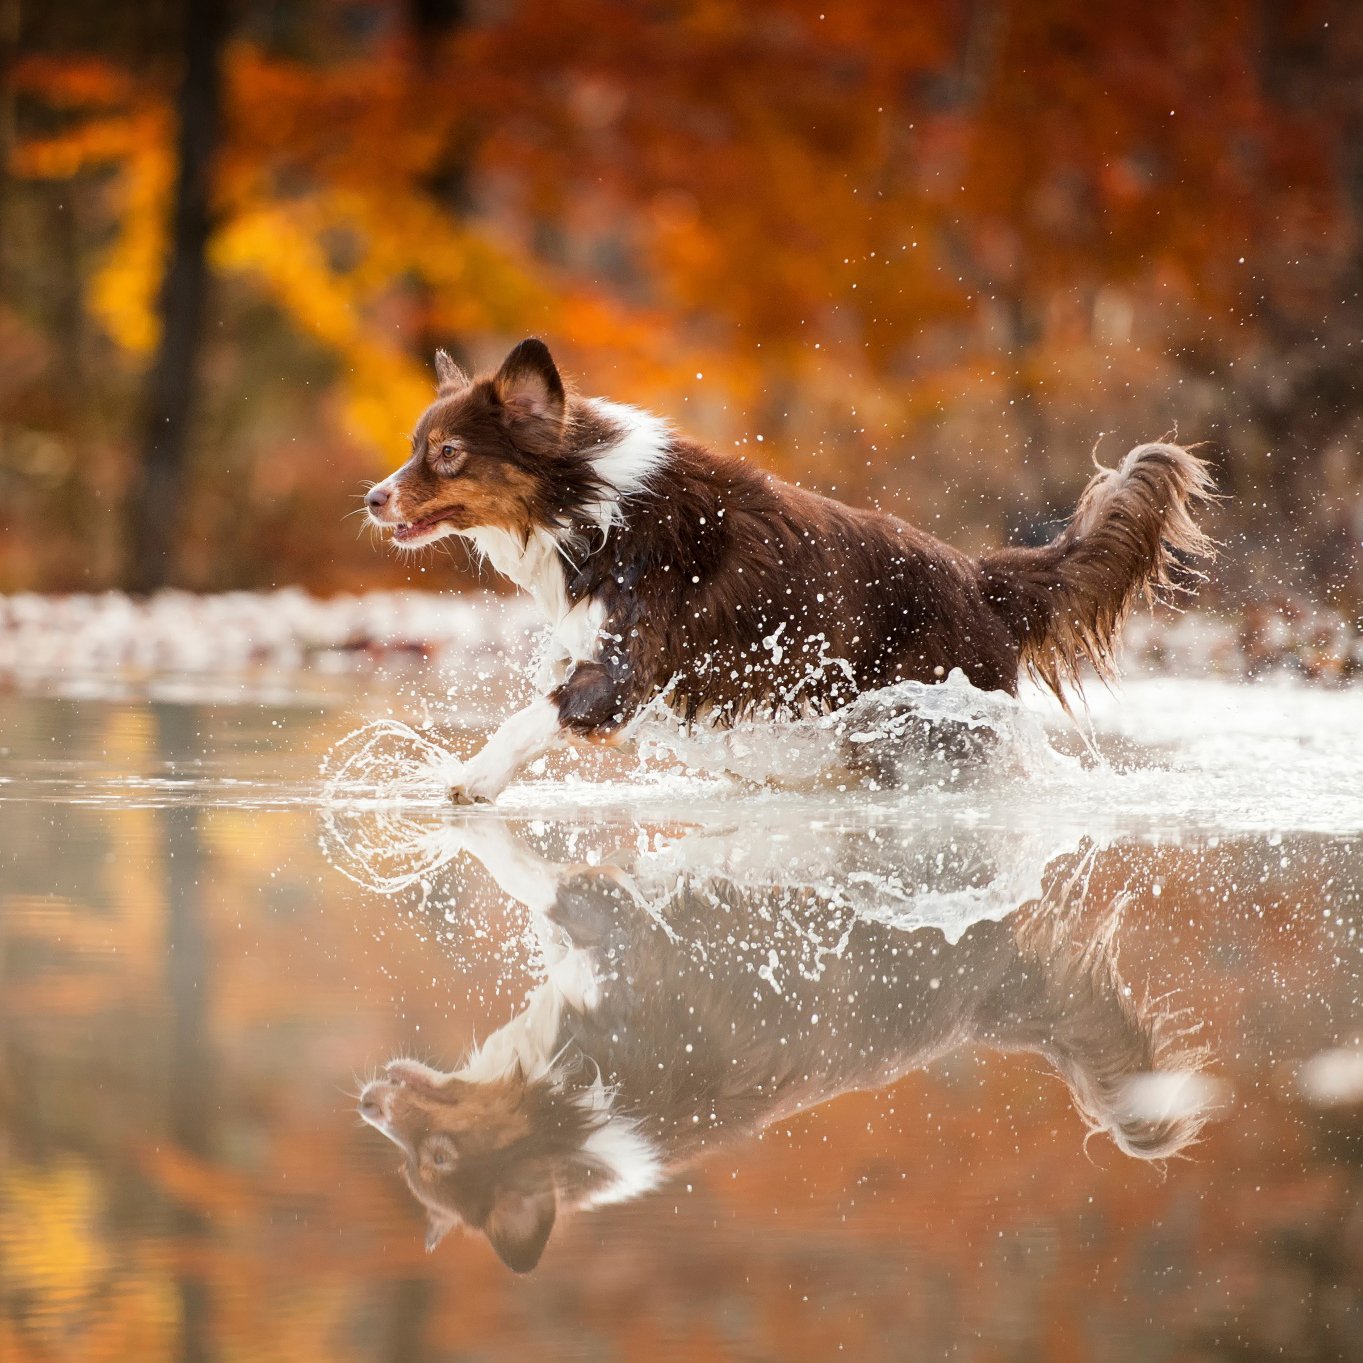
[392,510,461,543]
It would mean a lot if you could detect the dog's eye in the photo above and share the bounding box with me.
[433,443,465,474]
[424,1136,458,1172]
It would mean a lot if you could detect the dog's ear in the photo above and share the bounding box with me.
[485,1183,557,1273]
[493,339,566,429]
[434,349,470,397]
[424,1209,457,1252]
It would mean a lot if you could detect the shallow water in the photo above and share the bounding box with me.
[2,668,1363,1362]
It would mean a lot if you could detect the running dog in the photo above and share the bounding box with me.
[364,341,1213,802]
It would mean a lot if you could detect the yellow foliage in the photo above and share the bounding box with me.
[8,43,723,471]
[87,112,175,354]
[10,57,173,353]
[0,1161,109,1322]
[211,203,436,461]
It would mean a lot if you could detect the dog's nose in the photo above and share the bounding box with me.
[358,1082,392,1125]
[366,485,390,511]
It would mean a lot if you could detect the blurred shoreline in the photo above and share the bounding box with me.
[1,589,1358,695]
[0,589,540,701]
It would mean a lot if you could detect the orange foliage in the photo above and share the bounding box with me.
[2,0,1360,596]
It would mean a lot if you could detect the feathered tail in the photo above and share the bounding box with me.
[979,441,1216,700]
[1009,894,1211,1161]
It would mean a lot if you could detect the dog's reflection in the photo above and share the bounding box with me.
[359,818,1205,1272]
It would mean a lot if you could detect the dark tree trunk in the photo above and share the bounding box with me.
[0,0,22,301]
[386,1278,433,1363]
[156,703,216,1363]
[409,0,466,40]
[126,0,229,593]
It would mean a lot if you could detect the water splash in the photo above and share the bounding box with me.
[321,669,1067,814]
[630,667,1067,789]
[321,717,462,805]
[643,821,1086,943]
[319,721,469,895]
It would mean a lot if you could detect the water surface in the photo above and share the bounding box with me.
[2,670,1362,1361]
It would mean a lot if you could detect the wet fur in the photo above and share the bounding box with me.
[365,341,1215,798]
[980,443,1216,699]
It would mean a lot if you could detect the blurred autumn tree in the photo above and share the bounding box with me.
[0,0,1359,608]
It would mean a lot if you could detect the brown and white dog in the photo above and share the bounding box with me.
[364,340,1214,803]
[357,819,1207,1272]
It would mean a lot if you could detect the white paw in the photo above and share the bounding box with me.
[445,763,503,806]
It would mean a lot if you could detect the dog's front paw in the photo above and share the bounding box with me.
[445,763,501,806]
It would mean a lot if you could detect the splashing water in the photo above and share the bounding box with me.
[321,668,1066,813]
[319,669,1085,940]
[318,664,1363,917]
[319,721,469,895]
[322,716,463,805]
[630,667,1066,789]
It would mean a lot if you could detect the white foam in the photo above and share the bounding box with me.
[1026,674,1363,836]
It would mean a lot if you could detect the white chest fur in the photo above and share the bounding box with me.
[464,526,606,689]
[460,401,669,689]
[466,526,566,608]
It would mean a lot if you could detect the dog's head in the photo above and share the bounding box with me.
[358,1058,597,1272]
[364,339,604,550]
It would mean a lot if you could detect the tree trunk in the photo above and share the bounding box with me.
[0,0,22,302]
[125,0,228,594]
[156,702,216,1363]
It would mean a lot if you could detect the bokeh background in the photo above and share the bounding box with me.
[5,10,1363,1360]
[0,0,1360,615]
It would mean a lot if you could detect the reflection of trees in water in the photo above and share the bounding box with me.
[0,701,183,1357]
[156,704,213,1363]
[0,699,455,1362]
[154,706,437,1363]
[3,734,1363,1356]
